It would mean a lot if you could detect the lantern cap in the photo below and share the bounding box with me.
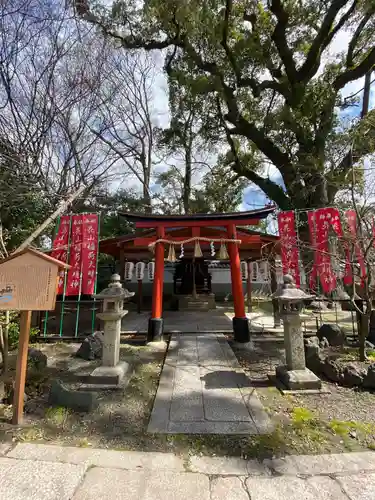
[272,274,314,302]
[95,274,135,300]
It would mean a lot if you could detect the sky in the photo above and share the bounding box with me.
[103,8,374,219]
[240,30,375,212]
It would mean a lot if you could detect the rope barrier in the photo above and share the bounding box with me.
[148,236,242,251]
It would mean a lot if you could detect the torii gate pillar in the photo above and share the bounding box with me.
[227,224,250,343]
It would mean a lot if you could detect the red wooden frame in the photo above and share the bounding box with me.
[134,218,260,229]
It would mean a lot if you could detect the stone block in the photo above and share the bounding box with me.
[8,443,185,471]
[189,455,249,475]
[87,361,130,386]
[291,451,375,475]
[263,456,299,475]
[167,420,259,434]
[210,477,249,500]
[336,472,375,500]
[276,365,322,390]
[306,476,353,500]
[73,468,210,500]
[49,379,98,412]
[0,457,86,500]
[0,442,11,455]
[246,475,348,500]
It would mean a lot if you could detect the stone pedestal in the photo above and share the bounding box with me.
[283,313,306,371]
[277,312,321,390]
[88,310,129,387]
[86,274,134,390]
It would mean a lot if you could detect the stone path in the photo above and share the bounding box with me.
[121,310,286,335]
[148,333,273,434]
[1,442,375,499]
[122,311,234,334]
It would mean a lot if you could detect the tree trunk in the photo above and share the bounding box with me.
[359,312,369,362]
[361,71,372,119]
[183,147,192,214]
[143,184,152,214]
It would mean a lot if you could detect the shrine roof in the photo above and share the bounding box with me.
[99,225,279,259]
[118,206,275,224]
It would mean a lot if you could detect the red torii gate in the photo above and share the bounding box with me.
[119,207,275,343]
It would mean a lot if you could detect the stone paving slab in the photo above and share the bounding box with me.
[189,455,270,476]
[148,333,272,434]
[0,442,12,455]
[245,475,349,500]
[2,444,375,499]
[210,477,249,500]
[337,472,375,500]
[0,457,87,500]
[8,443,185,471]
[73,468,210,500]
[264,451,375,476]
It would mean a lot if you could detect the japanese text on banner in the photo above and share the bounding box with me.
[51,215,70,295]
[278,211,300,287]
[314,208,339,293]
[81,214,99,295]
[65,215,83,296]
[345,209,366,282]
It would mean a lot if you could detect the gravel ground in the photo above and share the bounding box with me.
[1,339,374,459]
[232,341,375,453]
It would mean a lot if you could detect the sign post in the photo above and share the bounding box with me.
[0,248,70,424]
[12,310,32,424]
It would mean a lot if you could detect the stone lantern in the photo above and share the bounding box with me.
[273,275,322,390]
[90,274,135,386]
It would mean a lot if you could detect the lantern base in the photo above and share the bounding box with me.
[147,318,164,342]
[276,365,322,391]
[232,317,250,343]
[86,361,130,388]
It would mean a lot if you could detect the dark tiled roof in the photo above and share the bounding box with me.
[119,206,275,223]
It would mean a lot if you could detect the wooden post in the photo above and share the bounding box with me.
[227,224,250,342]
[137,279,143,314]
[247,260,252,313]
[12,310,32,425]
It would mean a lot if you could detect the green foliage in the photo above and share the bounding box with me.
[191,160,247,213]
[72,188,146,239]
[0,138,52,251]
[86,0,375,212]
[291,407,317,428]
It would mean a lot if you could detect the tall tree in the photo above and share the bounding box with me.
[157,76,216,213]
[89,51,160,213]
[76,0,375,214]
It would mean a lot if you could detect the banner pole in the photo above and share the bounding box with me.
[43,217,61,337]
[91,212,101,334]
[59,215,72,337]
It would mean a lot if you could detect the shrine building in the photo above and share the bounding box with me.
[99,207,280,343]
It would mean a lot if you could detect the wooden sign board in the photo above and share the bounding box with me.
[0,248,70,311]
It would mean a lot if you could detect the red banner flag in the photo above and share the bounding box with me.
[65,215,83,296]
[308,211,318,290]
[278,211,300,287]
[314,208,338,293]
[51,215,70,295]
[81,214,99,295]
[345,209,366,282]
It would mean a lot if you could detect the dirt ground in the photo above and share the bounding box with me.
[0,339,374,459]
